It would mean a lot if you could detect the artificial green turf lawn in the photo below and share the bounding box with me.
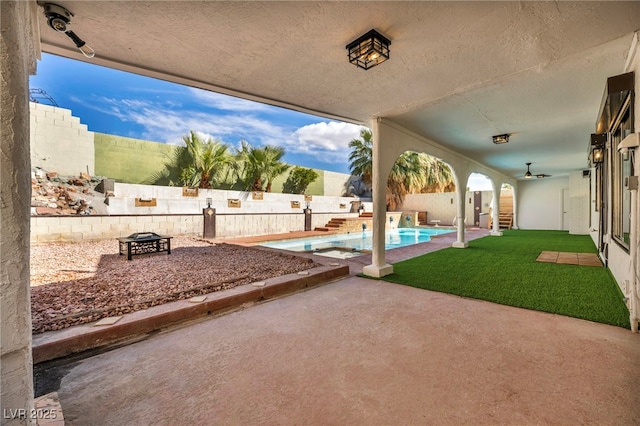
[380,230,630,328]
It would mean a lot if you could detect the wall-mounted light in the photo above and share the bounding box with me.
[591,147,604,164]
[43,3,95,58]
[206,197,212,208]
[346,29,391,70]
[492,134,509,144]
[590,133,607,165]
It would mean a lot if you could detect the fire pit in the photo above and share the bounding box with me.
[117,232,172,260]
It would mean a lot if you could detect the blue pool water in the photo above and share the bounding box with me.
[260,227,454,252]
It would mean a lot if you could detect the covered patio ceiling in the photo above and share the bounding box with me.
[36,1,640,181]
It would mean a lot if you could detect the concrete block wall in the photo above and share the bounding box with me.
[30,212,363,242]
[30,102,94,176]
[108,183,361,215]
[401,191,492,224]
[323,170,351,196]
[30,215,203,243]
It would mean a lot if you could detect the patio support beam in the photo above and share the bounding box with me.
[490,179,503,236]
[511,184,519,230]
[452,172,468,248]
[363,118,393,278]
[1,1,39,424]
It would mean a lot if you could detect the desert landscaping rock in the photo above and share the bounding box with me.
[31,236,317,333]
[31,167,108,216]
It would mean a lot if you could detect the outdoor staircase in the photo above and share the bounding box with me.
[314,213,373,233]
[490,213,513,229]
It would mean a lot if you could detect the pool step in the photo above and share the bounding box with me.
[316,216,374,234]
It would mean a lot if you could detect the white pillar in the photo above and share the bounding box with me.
[1,1,38,424]
[490,180,503,236]
[511,183,519,230]
[363,118,393,278]
[452,183,468,248]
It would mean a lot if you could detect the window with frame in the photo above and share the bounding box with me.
[611,98,634,251]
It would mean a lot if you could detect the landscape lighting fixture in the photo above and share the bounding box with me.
[492,134,509,144]
[346,29,391,70]
[43,3,95,58]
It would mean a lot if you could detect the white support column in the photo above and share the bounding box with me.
[1,2,38,424]
[490,180,503,236]
[511,184,520,230]
[363,118,393,278]
[452,180,468,248]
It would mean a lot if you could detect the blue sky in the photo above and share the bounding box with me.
[29,53,364,174]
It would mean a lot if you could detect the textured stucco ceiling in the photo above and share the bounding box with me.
[36,1,640,180]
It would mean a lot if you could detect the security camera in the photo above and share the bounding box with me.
[617,133,639,154]
[43,3,72,32]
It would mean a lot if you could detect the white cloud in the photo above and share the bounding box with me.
[188,88,272,112]
[288,122,364,153]
[71,92,361,170]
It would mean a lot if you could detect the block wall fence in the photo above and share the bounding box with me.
[30,212,359,243]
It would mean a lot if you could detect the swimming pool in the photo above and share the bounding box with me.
[259,227,454,255]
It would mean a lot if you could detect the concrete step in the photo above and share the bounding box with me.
[314,227,330,232]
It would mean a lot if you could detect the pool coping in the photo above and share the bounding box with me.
[256,227,457,251]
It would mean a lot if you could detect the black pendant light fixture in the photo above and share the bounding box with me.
[346,29,391,70]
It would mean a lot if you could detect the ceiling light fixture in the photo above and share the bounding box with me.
[346,29,391,70]
[43,3,95,58]
[492,134,509,144]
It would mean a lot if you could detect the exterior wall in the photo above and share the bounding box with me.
[569,170,591,235]
[1,1,38,423]
[323,170,352,196]
[30,183,363,242]
[94,133,178,184]
[30,215,202,242]
[30,212,360,242]
[108,183,357,215]
[402,190,492,225]
[606,36,640,313]
[30,102,95,176]
[269,168,326,196]
[517,177,569,230]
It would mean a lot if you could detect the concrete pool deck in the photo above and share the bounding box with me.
[38,275,640,425]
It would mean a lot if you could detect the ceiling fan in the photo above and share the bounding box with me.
[523,162,552,179]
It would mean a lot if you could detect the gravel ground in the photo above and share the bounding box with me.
[30,237,317,334]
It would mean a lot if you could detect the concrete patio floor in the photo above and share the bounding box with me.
[45,275,640,425]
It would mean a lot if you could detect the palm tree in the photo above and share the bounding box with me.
[262,145,291,192]
[180,131,232,189]
[421,155,455,193]
[348,129,455,210]
[386,151,429,210]
[146,131,231,188]
[348,128,373,185]
[233,141,290,192]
